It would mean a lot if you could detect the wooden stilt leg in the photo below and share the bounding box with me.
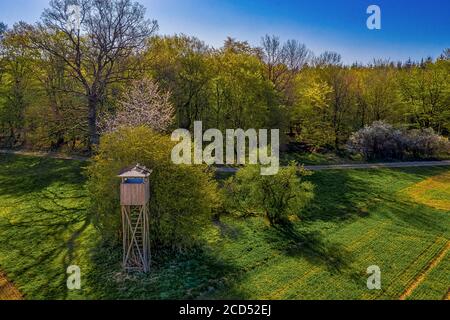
[122,203,150,273]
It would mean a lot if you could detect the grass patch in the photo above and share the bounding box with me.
[0,154,448,300]
[402,241,450,300]
[0,154,96,299]
[280,152,362,166]
[406,248,450,300]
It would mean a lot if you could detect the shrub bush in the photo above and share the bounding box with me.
[224,162,314,226]
[87,126,221,251]
[347,121,404,160]
[404,128,450,158]
[347,121,450,160]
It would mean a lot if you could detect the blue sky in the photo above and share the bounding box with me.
[1,0,449,63]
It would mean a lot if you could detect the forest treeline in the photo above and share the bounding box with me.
[0,0,449,154]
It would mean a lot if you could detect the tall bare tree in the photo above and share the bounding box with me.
[16,0,157,151]
[0,22,6,39]
[314,51,342,67]
[0,22,6,82]
[261,35,310,104]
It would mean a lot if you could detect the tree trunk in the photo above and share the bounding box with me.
[9,126,16,148]
[51,136,65,151]
[334,134,340,151]
[87,95,99,152]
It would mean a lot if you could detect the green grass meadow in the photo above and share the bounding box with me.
[0,154,448,300]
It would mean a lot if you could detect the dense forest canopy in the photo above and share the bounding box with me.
[0,0,449,154]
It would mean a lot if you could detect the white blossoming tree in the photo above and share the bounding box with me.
[101,78,174,133]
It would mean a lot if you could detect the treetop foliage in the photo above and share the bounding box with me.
[0,1,449,155]
[88,126,221,249]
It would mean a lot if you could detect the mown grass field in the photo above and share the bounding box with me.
[0,154,448,300]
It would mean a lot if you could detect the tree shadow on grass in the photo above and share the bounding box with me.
[361,167,449,233]
[0,159,92,299]
[204,217,361,299]
[0,204,91,299]
[0,154,87,197]
[302,170,376,222]
[264,223,355,274]
[302,166,449,223]
[212,215,242,240]
[86,243,243,300]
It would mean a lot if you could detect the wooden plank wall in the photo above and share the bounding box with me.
[120,182,150,206]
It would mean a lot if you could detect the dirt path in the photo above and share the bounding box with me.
[0,271,23,300]
[2,149,450,171]
[399,241,450,300]
[304,160,450,171]
[0,149,88,161]
[218,160,450,172]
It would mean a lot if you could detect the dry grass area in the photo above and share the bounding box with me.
[0,272,22,300]
[405,171,450,211]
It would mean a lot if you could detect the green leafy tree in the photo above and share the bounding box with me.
[87,126,221,250]
[291,69,334,148]
[145,35,211,130]
[399,60,450,134]
[210,46,278,130]
[17,0,158,151]
[0,30,34,147]
[225,163,314,226]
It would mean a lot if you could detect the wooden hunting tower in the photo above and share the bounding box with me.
[118,164,152,273]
